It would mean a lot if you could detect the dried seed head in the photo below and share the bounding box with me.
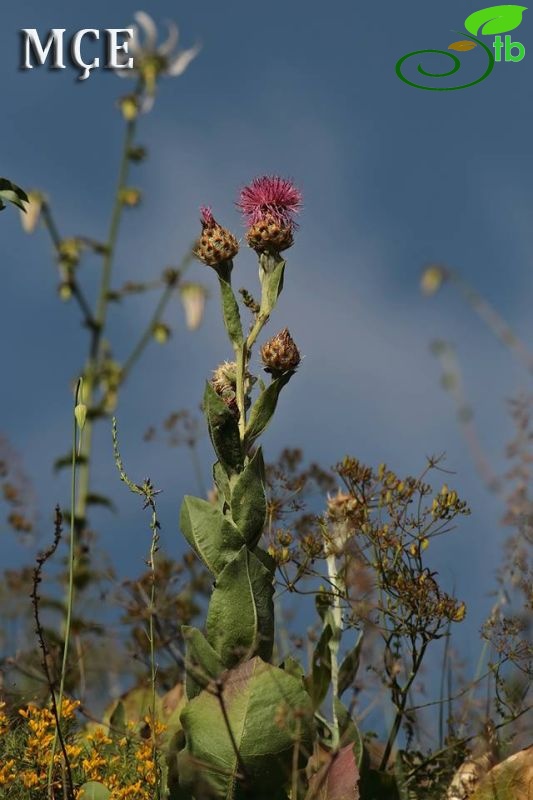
[211,361,237,395]
[327,490,359,521]
[194,206,239,267]
[211,361,239,417]
[260,328,300,374]
[246,214,294,253]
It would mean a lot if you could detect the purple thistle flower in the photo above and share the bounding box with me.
[237,176,302,228]
[200,206,215,226]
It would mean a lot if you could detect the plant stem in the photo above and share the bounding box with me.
[75,115,137,525]
[379,644,426,771]
[235,343,247,440]
[48,382,80,796]
[326,552,342,749]
[121,281,175,383]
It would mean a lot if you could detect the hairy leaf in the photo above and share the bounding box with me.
[179,657,314,799]
[206,546,274,666]
[180,495,244,577]
[182,625,226,699]
[218,276,243,348]
[245,372,294,446]
[230,447,267,548]
[204,381,244,473]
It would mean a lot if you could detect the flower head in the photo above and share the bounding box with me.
[260,328,301,374]
[194,207,239,267]
[237,176,302,228]
[115,11,200,109]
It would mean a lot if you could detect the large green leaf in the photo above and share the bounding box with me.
[179,656,314,799]
[245,372,294,447]
[206,546,274,666]
[464,5,527,36]
[180,495,244,577]
[218,276,244,348]
[204,381,244,473]
[0,178,28,212]
[230,447,267,548]
[182,625,226,699]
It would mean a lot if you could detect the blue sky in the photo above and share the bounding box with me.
[1,0,532,686]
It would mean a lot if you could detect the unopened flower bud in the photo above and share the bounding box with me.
[120,188,142,207]
[260,328,300,374]
[20,190,44,234]
[119,94,140,121]
[194,207,239,267]
[74,403,87,431]
[58,282,73,301]
[180,283,207,330]
[152,323,171,343]
[421,264,447,296]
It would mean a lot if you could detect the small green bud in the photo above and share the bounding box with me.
[58,282,73,301]
[120,188,142,207]
[152,323,171,343]
[74,403,87,431]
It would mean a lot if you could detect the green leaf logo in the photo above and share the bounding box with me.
[464,5,527,36]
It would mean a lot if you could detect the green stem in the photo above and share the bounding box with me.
[76,115,137,525]
[48,381,80,796]
[121,281,175,383]
[235,343,247,440]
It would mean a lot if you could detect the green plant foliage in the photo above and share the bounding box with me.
[217,276,244,348]
[245,371,294,446]
[306,615,334,708]
[230,447,267,548]
[180,495,244,577]
[182,625,226,699]
[259,256,286,315]
[179,656,314,800]
[78,782,112,800]
[0,177,28,212]
[206,546,275,666]
[203,381,244,473]
[338,633,364,697]
[464,5,527,36]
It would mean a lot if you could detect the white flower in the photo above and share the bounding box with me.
[116,11,200,109]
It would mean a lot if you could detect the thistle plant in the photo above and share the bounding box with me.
[174,176,315,799]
